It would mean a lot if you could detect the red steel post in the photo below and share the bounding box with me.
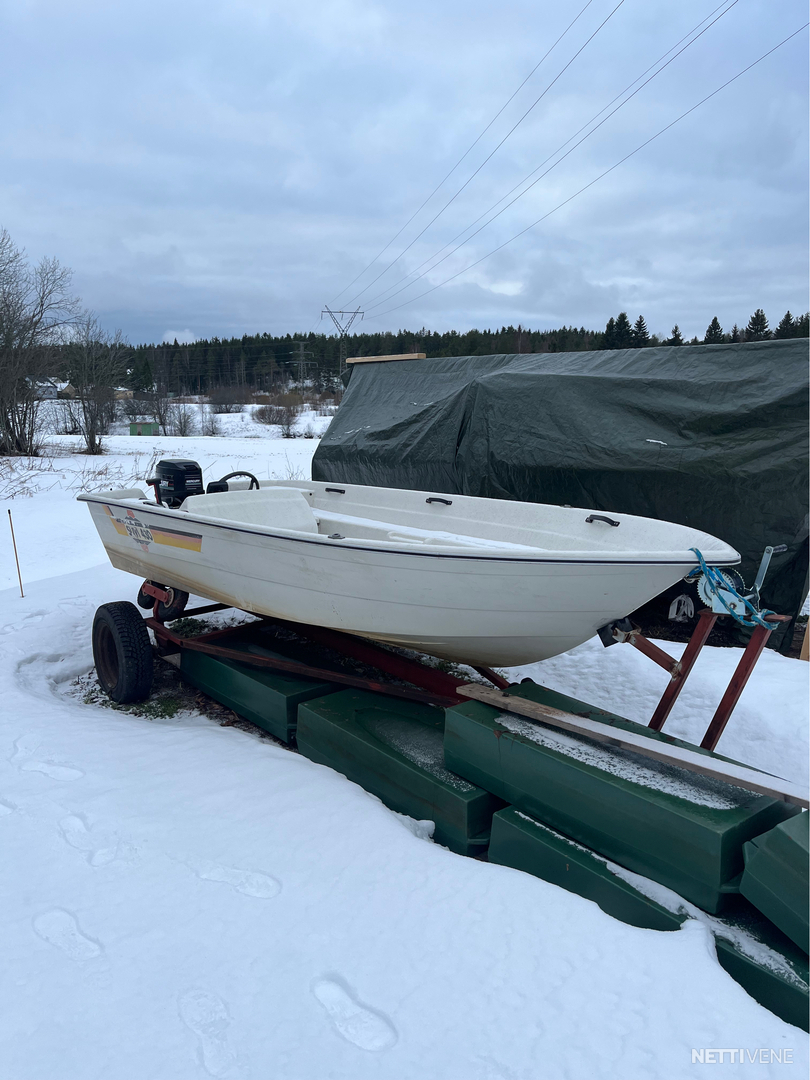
[699,615,790,751]
[625,631,682,674]
[472,666,511,690]
[648,609,718,731]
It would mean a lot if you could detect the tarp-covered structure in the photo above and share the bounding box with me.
[313,339,809,651]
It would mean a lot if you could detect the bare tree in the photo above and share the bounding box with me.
[200,407,221,436]
[170,401,197,436]
[67,314,130,454]
[0,228,81,454]
[143,346,173,434]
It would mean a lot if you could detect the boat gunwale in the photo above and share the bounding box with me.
[78,494,742,567]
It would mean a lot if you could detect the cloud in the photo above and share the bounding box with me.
[0,0,806,343]
[162,330,198,344]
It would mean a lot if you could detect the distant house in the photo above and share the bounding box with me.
[34,381,59,400]
[57,384,78,400]
[130,421,161,436]
[115,387,134,400]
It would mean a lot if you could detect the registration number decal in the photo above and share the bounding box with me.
[103,505,203,553]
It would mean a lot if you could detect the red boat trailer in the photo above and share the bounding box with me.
[140,582,784,749]
[140,584,508,710]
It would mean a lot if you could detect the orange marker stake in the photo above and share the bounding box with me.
[7,509,24,598]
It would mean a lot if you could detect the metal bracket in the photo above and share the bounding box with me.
[606,608,790,750]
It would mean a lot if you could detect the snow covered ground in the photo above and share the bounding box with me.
[1,425,808,1078]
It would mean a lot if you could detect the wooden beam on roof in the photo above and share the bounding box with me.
[457,683,809,808]
[345,353,426,364]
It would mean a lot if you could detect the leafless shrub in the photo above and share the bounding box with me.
[53,401,83,435]
[275,455,304,480]
[208,385,244,414]
[65,452,154,494]
[0,455,58,498]
[253,402,299,436]
[120,396,150,421]
[201,408,221,436]
[279,405,299,438]
[253,404,287,426]
[170,402,197,437]
[0,450,152,499]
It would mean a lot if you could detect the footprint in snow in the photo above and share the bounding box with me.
[178,989,238,1078]
[195,862,280,899]
[0,610,47,635]
[33,909,102,961]
[312,976,397,1052]
[0,799,13,816]
[59,814,119,866]
[9,736,83,781]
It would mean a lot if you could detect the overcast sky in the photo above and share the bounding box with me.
[1,0,807,345]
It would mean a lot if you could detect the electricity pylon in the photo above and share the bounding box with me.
[290,340,317,386]
[322,307,363,374]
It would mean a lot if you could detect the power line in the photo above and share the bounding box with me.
[327,0,598,308]
[321,307,364,374]
[364,0,740,314]
[344,0,628,310]
[135,340,345,357]
[366,24,809,322]
[362,0,738,312]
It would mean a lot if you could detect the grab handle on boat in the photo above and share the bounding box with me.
[426,497,453,506]
[325,487,345,494]
[585,514,619,526]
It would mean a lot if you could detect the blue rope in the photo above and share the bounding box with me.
[690,548,775,629]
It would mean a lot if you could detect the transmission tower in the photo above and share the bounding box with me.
[290,340,317,387]
[322,307,363,375]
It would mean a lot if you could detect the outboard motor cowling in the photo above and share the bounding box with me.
[147,459,204,508]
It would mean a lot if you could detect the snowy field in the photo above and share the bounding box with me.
[1,421,808,1079]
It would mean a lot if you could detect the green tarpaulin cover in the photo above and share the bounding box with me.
[313,339,809,648]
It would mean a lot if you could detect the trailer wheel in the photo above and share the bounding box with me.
[136,581,189,621]
[92,602,154,703]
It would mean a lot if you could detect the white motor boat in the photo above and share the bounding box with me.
[79,462,740,666]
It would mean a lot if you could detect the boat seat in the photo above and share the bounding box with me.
[182,489,319,533]
[317,510,540,550]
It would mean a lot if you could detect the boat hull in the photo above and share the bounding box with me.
[81,494,721,666]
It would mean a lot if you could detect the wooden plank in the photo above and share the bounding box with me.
[346,353,426,364]
[800,620,809,662]
[457,684,809,808]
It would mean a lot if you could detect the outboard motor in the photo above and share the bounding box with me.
[147,459,204,508]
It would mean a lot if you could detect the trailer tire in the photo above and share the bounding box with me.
[92,602,154,703]
[156,587,189,622]
[136,581,189,621]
